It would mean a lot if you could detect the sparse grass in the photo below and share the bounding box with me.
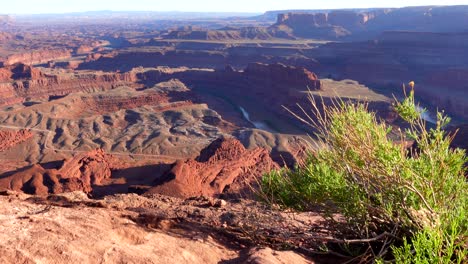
[260,88,467,262]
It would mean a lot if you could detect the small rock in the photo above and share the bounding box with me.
[214,199,227,208]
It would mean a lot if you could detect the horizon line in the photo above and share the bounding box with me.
[2,4,467,16]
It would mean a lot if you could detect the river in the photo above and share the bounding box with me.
[238,106,275,132]
[416,106,437,124]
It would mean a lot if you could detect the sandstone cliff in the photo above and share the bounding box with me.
[272,10,385,39]
[1,49,71,66]
[0,67,140,107]
[0,63,44,82]
[272,6,468,40]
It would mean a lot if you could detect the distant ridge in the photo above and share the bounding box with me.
[8,11,260,19]
[267,5,468,39]
[256,5,468,22]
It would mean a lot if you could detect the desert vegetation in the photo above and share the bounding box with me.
[261,88,467,263]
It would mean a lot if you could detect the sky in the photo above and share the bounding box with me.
[2,0,468,14]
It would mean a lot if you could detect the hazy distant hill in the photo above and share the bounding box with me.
[0,15,13,26]
[10,11,261,24]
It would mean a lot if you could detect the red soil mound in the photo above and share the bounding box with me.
[0,149,112,195]
[0,129,33,152]
[146,138,279,198]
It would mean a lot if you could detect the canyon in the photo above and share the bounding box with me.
[0,5,467,263]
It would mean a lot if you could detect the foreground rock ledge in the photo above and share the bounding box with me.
[0,191,314,264]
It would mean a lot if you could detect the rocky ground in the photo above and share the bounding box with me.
[0,190,346,263]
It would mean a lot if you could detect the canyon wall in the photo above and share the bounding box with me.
[273,10,385,39]
[0,63,44,82]
[165,27,273,41]
[79,47,319,72]
[273,6,468,39]
[276,10,380,29]
[309,31,468,120]
[1,49,71,66]
[0,64,144,107]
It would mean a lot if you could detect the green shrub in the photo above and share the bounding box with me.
[261,89,467,262]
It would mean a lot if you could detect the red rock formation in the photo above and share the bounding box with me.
[59,149,112,187]
[146,138,278,198]
[0,130,33,152]
[1,49,71,66]
[0,63,44,82]
[75,40,109,55]
[82,92,170,114]
[66,60,82,69]
[0,69,139,107]
[0,149,112,196]
[85,53,103,62]
[0,68,11,82]
[76,45,94,54]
